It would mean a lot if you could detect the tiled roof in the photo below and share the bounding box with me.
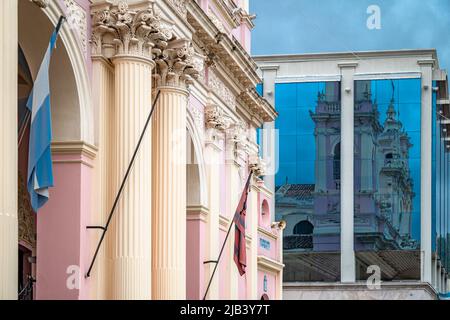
[284,184,315,200]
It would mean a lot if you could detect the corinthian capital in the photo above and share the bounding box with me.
[91,0,174,60]
[154,39,204,89]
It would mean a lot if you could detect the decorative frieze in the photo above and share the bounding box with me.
[208,70,236,109]
[91,1,173,59]
[64,0,88,53]
[188,100,204,133]
[167,0,187,19]
[207,9,226,33]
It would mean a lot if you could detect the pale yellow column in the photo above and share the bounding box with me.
[90,0,174,300]
[151,38,200,300]
[152,86,188,300]
[91,56,114,300]
[0,0,18,300]
[109,55,154,300]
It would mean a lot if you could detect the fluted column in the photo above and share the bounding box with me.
[91,55,114,299]
[0,0,18,300]
[110,55,154,300]
[152,39,200,300]
[91,1,173,300]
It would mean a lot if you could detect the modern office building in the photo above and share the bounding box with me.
[0,0,284,300]
[255,49,450,299]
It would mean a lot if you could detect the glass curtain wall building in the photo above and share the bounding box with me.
[255,50,450,299]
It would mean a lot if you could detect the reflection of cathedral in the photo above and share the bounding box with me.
[279,81,418,252]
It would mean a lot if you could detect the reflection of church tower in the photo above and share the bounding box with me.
[376,83,414,239]
[310,80,415,249]
[310,82,342,215]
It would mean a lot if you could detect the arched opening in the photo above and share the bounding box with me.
[293,220,314,235]
[17,0,93,299]
[185,126,207,299]
[292,220,314,250]
[187,129,201,206]
[261,199,270,228]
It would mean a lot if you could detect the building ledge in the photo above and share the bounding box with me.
[283,281,438,300]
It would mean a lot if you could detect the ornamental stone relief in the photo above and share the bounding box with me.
[207,9,226,33]
[167,0,187,19]
[154,38,202,88]
[188,101,204,134]
[64,0,88,53]
[205,104,232,131]
[208,71,236,109]
[91,1,174,59]
[226,121,249,167]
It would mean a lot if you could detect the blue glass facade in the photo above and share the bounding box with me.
[276,81,342,282]
[353,79,421,280]
[433,80,450,273]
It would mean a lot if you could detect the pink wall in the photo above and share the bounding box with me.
[36,151,93,300]
[186,215,207,299]
[258,270,276,300]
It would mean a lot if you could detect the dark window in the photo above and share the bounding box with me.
[293,220,314,235]
[333,142,341,181]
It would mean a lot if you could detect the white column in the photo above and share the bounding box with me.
[260,65,279,219]
[0,0,18,300]
[419,60,434,284]
[151,39,199,300]
[339,63,358,283]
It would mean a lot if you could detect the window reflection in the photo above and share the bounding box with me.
[354,79,421,281]
[276,81,341,282]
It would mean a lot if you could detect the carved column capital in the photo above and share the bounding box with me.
[91,0,173,61]
[204,104,231,151]
[225,121,249,167]
[154,38,204,89]
[205,104,231,131]
[249,155,266,177]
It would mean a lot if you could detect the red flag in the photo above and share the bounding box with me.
[233,173,252,276]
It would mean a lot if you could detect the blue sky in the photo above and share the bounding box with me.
[250,0,450,73]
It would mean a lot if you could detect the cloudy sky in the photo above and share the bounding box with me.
[250,0,450,72]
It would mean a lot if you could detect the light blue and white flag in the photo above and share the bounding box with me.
[27,17,65,212]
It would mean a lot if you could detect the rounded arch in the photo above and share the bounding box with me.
[18,0,93,143]
[261,199,270,227]
[293,220,314,235]
[186,108,208,208]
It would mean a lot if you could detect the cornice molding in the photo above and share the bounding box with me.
[257,256,284,273]
[51,140,98,160]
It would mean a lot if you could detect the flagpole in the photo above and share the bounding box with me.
[202,172,252,300]
[86,90,161,278]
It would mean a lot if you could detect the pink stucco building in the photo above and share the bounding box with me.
[0,0,284,300]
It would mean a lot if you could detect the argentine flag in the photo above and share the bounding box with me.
[26,17,65,212]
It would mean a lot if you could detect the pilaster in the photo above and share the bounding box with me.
[0,0,18,300]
